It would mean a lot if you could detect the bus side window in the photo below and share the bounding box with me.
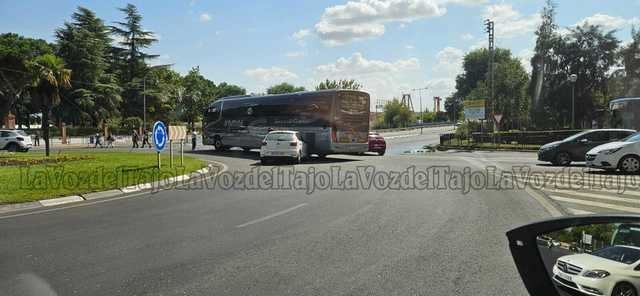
[209,102,221,121]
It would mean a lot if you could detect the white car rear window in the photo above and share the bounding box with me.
[266,133,295,141]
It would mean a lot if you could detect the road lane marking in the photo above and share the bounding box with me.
[384,134,420,139]
[549,195,640,213]
[566,208,594,215]
[235,203,307,228]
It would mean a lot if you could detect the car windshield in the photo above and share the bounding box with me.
[591,246,640,264]
[624,133,640,142]
[15,130,27,136]
[266,133,295,141]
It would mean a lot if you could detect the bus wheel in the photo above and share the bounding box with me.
[214,138,226,151]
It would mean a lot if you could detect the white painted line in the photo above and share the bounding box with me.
[384,134,420,139]
[39,195,84,207]
[235,203,308,228]
[525,186,563,217]
[549,195,640,213]
[567,208,594,215]
[547,189,640,204]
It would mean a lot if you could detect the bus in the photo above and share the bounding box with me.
[610,97,640,130]
[202,90,370,157]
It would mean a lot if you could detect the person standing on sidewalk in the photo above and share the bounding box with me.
[34,132,40,146]
[141,130,151,148]
[132,130,139,148]
[191,131,197,150]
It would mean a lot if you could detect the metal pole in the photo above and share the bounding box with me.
[143,78,146,132]
[419,89,423,134]
[180,140,184,167]
[571,83,575,129]
[157,151,161,169]
[169,140,173,168]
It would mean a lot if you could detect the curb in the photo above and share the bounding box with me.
[438,146,539,153]
[0,162,224,216]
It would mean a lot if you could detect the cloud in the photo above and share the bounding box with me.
[315,0,446,46]
[439,0,488,6]
[405,44,415,50]
[316,52,419,75]
[461,33,473,40]
[315,52,421,101]
[483,4,539,38]
[284,51,306,58]
[292,29,311,40]
[574,14,639,32]
[199,13,212,22]
[432,46,464,78]
[245,67,298,83]
[517,48,534,73]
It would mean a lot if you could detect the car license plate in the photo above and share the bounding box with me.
[557,271,572,282]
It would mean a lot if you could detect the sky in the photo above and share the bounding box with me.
[1,0,639,111]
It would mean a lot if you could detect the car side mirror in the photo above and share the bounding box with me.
[507,215,640,296]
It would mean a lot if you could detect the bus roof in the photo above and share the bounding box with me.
[216,89,368,102]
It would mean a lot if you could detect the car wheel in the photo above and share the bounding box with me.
[213,138,226,151]
[378,150,386,156]
[6,143,17,153]
[296,152,302,164]
[555,152,571,166]
[618,155,640,174]
[612,282,637,296]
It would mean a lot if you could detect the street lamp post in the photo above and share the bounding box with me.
[569,74,578,129]
[412,87,428,134]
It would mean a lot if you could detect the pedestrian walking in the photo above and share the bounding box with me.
[34,132,40,146]
[191,131,197,151]
[106,134,115,148]
[141,130,150,148]
[132,130,139,148]
[94,133,103,148]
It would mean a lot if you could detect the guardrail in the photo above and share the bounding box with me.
[373,122,453,133]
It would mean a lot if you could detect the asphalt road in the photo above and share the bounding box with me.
[0,126,552,296]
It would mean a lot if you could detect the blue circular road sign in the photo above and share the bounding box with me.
[152,121,167,152]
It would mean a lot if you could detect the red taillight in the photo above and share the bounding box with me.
[290,141,297,147]
[261,140,267,146]
[16,137,24,141]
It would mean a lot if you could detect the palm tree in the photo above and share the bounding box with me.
[29,54,72,156]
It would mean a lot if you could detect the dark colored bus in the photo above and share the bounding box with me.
[610,97,640,130]
[202,90,370,156]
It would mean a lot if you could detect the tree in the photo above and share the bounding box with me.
[444,96,462,122]
[621,27,640,97]
[179,66,216,129]
[29,54,72,156]
[315,79,362,90]
[383,99,415,128]
[0,33,53,126]
[214,82,246,99]
[55,6,121,127]
[530,0,558,112]
[535,24,620,129]
[110,3,158,118]
[267,82,305,94]
[453,48,530,130]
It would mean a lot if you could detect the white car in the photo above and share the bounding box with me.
[260,131,308,165]
[586,133,640,173]
[0,129,33,152]
[552,245,640,296]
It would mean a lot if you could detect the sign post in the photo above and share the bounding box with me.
[153,121,167,169]
[168,125,187,167]
[462,99,486,121]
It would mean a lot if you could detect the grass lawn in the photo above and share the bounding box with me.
[0,151,207,204]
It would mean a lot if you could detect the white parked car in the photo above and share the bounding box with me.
[586,133,640,173]
[0,129,33,152]
[553,245,640,296]
[260,131,308,165]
